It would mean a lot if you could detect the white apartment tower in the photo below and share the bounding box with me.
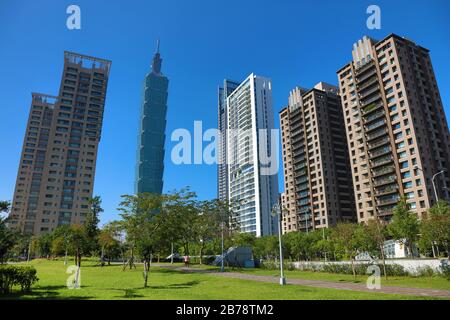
[226,73,279,236]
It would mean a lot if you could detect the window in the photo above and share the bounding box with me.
[400,161,409,169]
[398,151,407,158]
[403,181,413,189]
[396,142,405,149]
[402,172,411,179]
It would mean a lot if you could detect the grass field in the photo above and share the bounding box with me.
[1,259,448,300]
[200,265,450,291]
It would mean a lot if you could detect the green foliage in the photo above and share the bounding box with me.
[0,265,38,294]
[36,233,53,257]
[419,200,450,256]
[84,196,103,254]
[321,263,407,277]
[0,201,10,213]
[388,197,420,257]
[0,217,20,263]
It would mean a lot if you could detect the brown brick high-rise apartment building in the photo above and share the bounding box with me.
[9,52,111,235]
[337,34,450,223]
[279,82,356,234]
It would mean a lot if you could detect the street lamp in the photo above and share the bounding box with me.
[414,166,447,203]
[271,198,286,286]
[220,220,225,272]
[432,170,446,203]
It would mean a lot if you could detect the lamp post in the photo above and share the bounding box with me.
[272,198,286,286]
[432,170,446,203]
[220,220,225,272]
[414,165,446,203]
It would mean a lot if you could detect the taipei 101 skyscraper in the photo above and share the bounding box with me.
[135,40,169,194]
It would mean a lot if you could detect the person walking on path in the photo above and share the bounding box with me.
[183,255,190,268]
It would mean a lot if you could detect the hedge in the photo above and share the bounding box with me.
[0,265,39,294]
[260,260,409,277]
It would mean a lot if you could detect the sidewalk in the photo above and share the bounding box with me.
[166,265,450,299]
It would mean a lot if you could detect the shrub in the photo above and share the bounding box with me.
[0,265,39,294]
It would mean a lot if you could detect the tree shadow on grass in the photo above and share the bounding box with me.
[108,280,202,299]
[0,285,94,300]
[148,280,201,289]
[338,279,363,284]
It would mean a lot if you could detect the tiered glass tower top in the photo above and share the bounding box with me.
[135,41,169,194]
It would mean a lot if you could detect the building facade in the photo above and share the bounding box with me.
[9,52,111,235]
[226,73,279,236]
[135,41,169,194]
[279,83,356,234]
[217,79,240,202]
[337,34,450,223]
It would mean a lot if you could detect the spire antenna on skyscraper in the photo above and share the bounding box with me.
[152,38,162,74]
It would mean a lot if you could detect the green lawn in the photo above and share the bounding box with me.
[196,265,450,291]
[0,259,447,300]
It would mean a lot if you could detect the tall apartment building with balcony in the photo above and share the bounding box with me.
[226,73,279,236]
[279,83,356,233]
[337,34,450,223]
[217,79,240,202]
[9,52,111,235]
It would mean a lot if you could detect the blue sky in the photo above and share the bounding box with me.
[0,0,449,225]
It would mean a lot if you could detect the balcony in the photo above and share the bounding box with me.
[294,163,306,171]
[371,155,393,168]
[373,175,397,187]
[296,177,308,184]
[369,146,391,159]
[365,119,386,132]
[296,191,309,199]
[355,59,375,74]
[361,102,383,115]
[363,110,385,123]
[356,63,377,83]
[294,169,307,178]
[372,165,395,177]
[368,137,390,150]
[377,207,395,217]
[361,92,382,107]
[357,76,378,91]
[291,135,303,144]
[377,195,400,206]
[358,85,380,100]
[297,183,308,191]
[366,128,388,141]
[374,184,399,196]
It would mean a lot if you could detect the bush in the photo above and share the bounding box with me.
[259,260,409,277]
[0,265,39,294]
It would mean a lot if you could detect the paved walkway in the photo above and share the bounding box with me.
[156,265,450,299]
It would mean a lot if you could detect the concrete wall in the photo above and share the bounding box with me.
[291,259,448,275]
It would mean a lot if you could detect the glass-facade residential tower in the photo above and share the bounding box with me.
[217,79,240,202]
[135,41,169,194]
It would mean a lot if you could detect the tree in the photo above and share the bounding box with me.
[67,224,89,268]
[388,197,420,258]
[419,200,450,257]
[365,219,389,278]
[233,233,257,248]
[119,192,171,287]
[66,224,88,288]
[98,223,121,266]
[0,201,10,213]
[36,233,53,258]
[0,217,19,263]
[195,200,218,264]
[332,223,365,278]
[52,225,72,265]
[84,196,103,255]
